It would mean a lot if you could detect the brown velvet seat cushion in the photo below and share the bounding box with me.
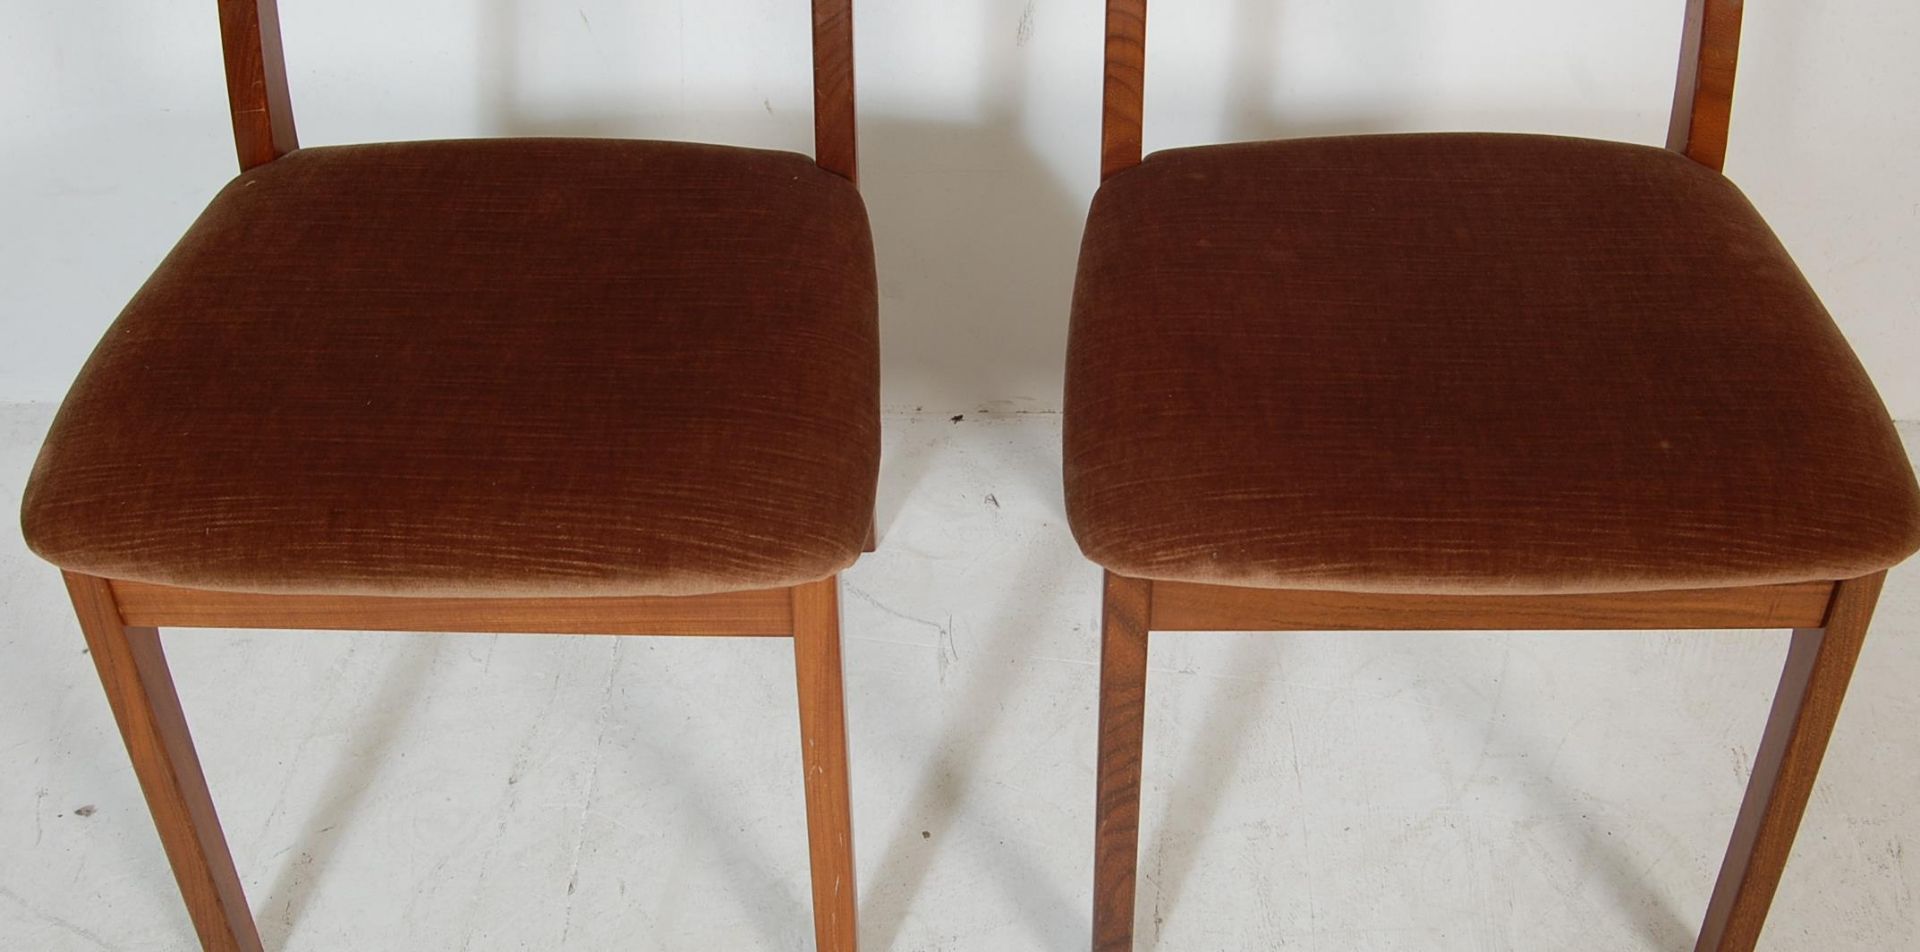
[21,138,879,597]
[1065,133,1920,595]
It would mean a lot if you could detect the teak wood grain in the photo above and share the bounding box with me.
[1149,579,1836,632]
[66,574,263,952]
[811,0,859,182]
[1090,572,1882,951]
[1669,0,1746,171]
[108,579,794,636]
[1091,572,1151,952]
[216,0,297,170]
[793,578,860,951]
[1695,571,1885,952]
[72,572,859,950]
[1101,0,1148,180]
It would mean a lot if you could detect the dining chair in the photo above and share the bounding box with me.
[1066,2,1920,950]
[20,2,873,950]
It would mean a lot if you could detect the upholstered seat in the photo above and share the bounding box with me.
[1065,133,1920,595]
[22,137,879,597]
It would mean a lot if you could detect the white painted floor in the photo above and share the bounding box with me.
[2,403,1916,951]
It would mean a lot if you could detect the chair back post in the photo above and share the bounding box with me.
[812,0,859,182]
[1668,0,1745,171]
[1102,0,1148,180]
[218,0,299,171]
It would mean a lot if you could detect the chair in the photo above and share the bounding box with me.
[1067,3,1920,950]
[20,2,873,950]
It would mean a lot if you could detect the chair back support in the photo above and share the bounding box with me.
[1100,0,1745,180]
[216,0,860,181]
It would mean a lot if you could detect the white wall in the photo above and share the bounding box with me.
[3,0,1915,416]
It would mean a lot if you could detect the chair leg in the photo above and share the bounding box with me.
[63,572,263,952]
[1092,572,1152,952]
[793,576,858,951]
[1695,571,1885,952]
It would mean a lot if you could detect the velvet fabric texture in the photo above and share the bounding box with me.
[1065,133,1920,594]
[22,138,880,597]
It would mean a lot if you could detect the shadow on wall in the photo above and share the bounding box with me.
[859,119,1082,416]
[473,0,1088,416]
[459,0,1662,416]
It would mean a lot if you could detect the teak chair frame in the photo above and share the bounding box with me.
[1088,3,1885,952]
[63,2,866,951]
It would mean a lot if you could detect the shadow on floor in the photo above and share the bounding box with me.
[256,636,445,947]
